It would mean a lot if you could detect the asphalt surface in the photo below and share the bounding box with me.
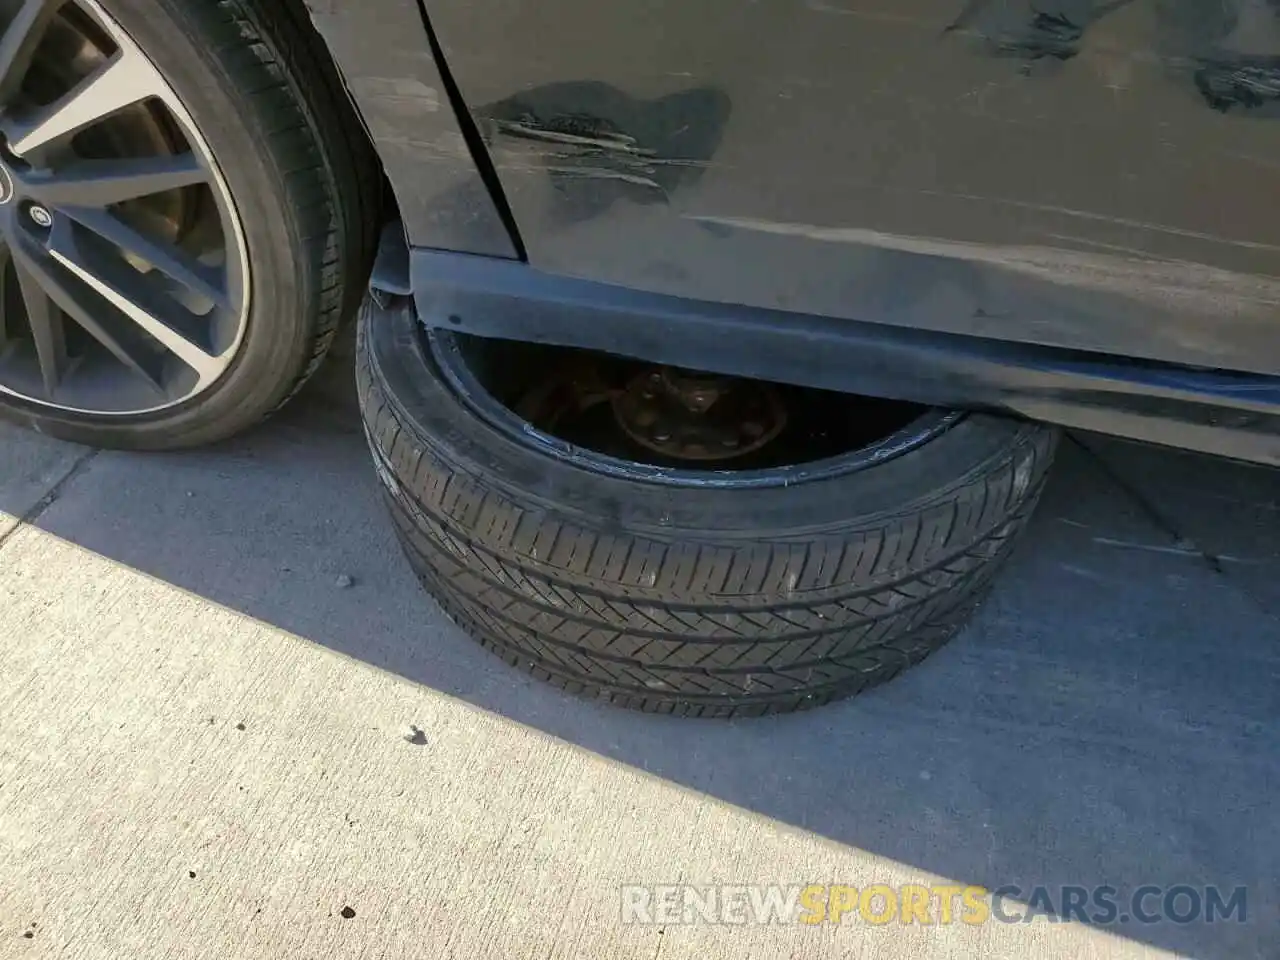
[1,338,1276,959]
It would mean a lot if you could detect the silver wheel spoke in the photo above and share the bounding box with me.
[13,250,70,396]
[13,238,162,391]
[11,45,160,156]
[47,219,220,383]
[0,243,10,347]
[0,0,250,415]
[61,205,228,309]
[0,0,64,103]
[21,152,208,207]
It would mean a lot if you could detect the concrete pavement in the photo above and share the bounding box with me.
[1,345,1276,959]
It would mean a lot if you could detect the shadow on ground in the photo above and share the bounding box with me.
[3,335,1277,958]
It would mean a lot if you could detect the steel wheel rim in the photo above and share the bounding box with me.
[426,328,961,490]
[0,0,250,415]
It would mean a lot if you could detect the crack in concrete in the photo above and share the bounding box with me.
[1068,432,1277,619]
[1070,432,1226,573]
[0,448,100,552]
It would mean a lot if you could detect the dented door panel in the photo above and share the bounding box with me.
[305,0,516,258]
[425,0,1280,374]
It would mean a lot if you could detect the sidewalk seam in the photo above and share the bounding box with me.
[1068,432,1278,620]
[1069,433,1225,573]
[0,448,100,553]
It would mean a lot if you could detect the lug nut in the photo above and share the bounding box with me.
[28,205,52,228]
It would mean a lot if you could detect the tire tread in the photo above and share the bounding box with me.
[355,315,1058,717]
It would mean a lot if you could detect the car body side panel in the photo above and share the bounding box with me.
[424,0,1280,375]
[303,0,516,258]
[409,246,1280,466]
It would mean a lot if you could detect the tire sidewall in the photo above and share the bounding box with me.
[0,0,321,448]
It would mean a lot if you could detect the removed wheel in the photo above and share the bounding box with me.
[358,297,1059,717]
[0,0,376,448]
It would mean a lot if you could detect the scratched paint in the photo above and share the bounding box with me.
[689,215,1280,313]
[477,82,731,224]
[306,0,516,256]
[950,0,1280,112]
[415,0,1280,373]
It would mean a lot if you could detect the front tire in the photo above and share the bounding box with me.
[0,0,377,448]
[357,296,1059,718]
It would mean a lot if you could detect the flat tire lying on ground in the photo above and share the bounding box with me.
[357,296,1059,717]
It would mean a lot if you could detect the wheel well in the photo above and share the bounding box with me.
[276,0,397,224]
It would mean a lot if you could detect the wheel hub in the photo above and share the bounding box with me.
[611,366,788,462]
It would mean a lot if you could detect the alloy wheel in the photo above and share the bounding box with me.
[0,0,249,415]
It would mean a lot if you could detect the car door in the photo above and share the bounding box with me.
[423,0,1280,375]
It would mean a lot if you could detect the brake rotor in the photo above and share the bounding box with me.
[611,366,787,462]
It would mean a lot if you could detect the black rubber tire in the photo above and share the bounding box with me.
[357,298,1060,718]
[0,0,378,449]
